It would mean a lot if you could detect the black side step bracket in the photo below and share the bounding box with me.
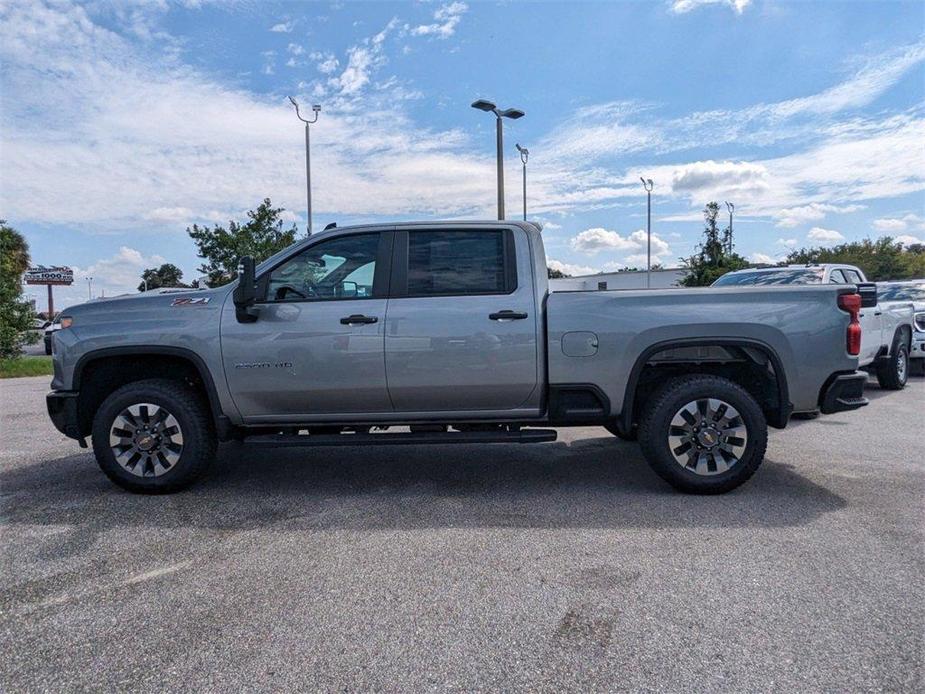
[243,428,558,447]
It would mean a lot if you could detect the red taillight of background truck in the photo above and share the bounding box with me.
[837,293,862,356]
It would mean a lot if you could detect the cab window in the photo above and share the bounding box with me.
[828,269,847,284]
[266,233,380,301]
[406,230,511,296]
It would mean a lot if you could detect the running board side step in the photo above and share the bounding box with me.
[243,429,558,447]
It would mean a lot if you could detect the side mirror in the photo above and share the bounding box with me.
[233,256,259,322]
[857,282,878,308]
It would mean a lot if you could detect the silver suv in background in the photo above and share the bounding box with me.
[877,280,925,376]
[713,264,914,389]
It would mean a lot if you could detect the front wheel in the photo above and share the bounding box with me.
[91,379,217,493]
[876,339,909,390]
[638,375,768,494]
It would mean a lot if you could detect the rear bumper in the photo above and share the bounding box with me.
[819,371,868,415]
[46,391,83,442]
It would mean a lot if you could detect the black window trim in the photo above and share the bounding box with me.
[389,228,518,299]
[255,231,393,304]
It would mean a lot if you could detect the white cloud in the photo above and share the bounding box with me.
[547,259,598,277]
[872,213,925,233]
[748,252,778,264]
[774,203,865,228]
[895,234,925,246]
[287,43,304,56]
[327,18,399,97]
[269,21,293,33]
[310,52,340,74]
[51,246,168,307]
[670,0,752,14]
[0,4,499,228]
[569,228,672,262]
[670,160,769,196]
[776,238,798,248]
[410,2,468,39]
[807,227,845,244]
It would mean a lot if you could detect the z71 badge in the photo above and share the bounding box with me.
[171,297,211,306]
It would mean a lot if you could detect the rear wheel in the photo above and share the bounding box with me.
[91,379,216,493]
[638,375,768,494]
[876,337,909,390]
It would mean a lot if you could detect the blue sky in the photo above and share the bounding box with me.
[2,0,924,308]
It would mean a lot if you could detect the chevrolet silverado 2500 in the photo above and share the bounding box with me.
[47,221,871,494]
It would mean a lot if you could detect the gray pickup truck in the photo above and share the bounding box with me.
[47,221,871,495]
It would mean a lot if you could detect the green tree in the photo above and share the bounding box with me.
[188,199,299,286]
[785,236,925,280]
[139,263,188,292]
[548,266,569,279]
[0,221,38,359]
[680,202,750,286]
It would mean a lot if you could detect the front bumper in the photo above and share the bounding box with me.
[911,333,925,359]
[819,371,868,415]
[46,391,84,443]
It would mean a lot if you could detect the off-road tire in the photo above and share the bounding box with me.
[638,375,768,494]
[876,334,909,390]
[91,378,217,493]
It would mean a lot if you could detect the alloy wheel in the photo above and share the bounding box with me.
[109,403,184,477]
[667,398,748,476]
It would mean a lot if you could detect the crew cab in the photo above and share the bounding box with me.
[47,222,870,495]
[714,264,914,389]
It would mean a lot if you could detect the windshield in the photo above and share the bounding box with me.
[878,283,925,302]
[713,269,824,286]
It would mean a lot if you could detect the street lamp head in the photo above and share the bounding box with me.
[500,108,525,119]
[516,143,529,164]
[471,99,497,112]
[640,177,654,191]
[312,104,321,112]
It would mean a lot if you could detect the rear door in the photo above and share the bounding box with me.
[383,227,539,413]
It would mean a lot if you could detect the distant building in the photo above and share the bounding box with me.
[549,268,686,291]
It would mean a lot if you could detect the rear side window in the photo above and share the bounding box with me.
[407,230,509,296]
[828,269,847,284]
[843,269,863,284]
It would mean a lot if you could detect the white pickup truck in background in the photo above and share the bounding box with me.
[713,264,915,389]
[878,279,925,377]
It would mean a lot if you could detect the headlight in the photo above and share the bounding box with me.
[59,316,73,329]
[915,311,925,332]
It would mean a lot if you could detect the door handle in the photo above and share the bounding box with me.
[874,311,882,316]
[489,310,528,321]
[340,314,378,325]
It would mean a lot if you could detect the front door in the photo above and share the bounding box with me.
[384,227,539,413]
[221,232,393,421]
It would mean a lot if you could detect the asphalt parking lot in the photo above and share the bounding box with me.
[1,376,923,692]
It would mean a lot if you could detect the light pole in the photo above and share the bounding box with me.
[640,177,654,288]
[86,276,93,300]
[725,201,735,254]
[471,99,525,220]
[288,96,321,235]
[515,144,529,221]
